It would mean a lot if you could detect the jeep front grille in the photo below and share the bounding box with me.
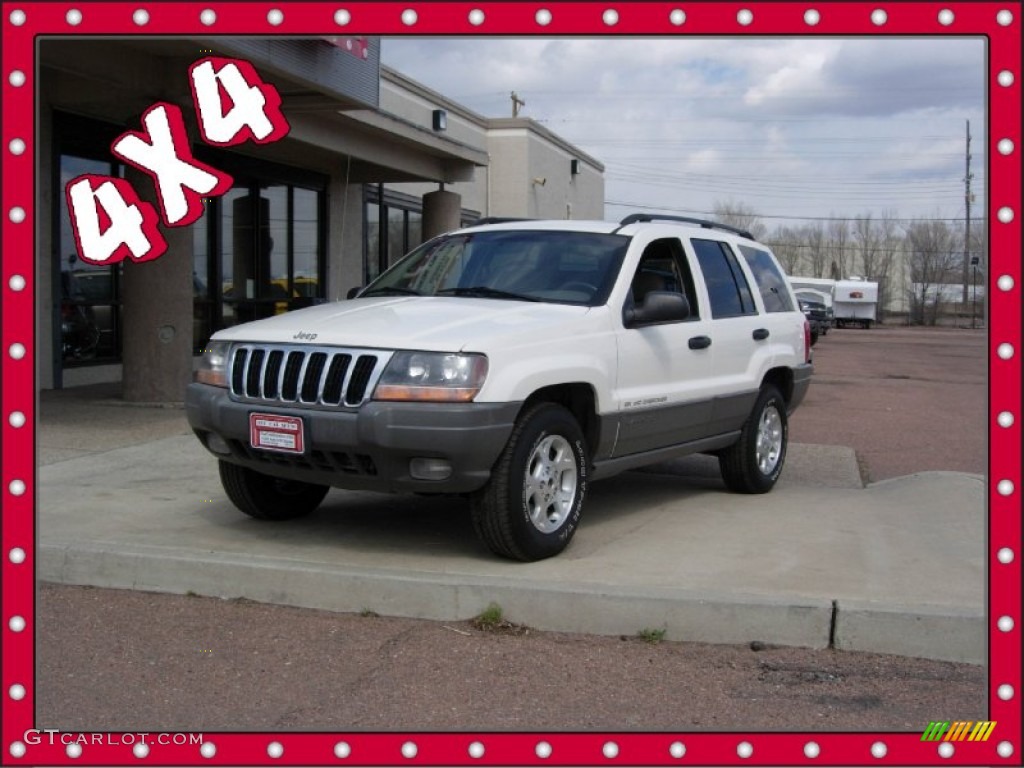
[229,344,392,407]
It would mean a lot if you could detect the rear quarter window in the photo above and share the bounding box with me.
[738,245,795,313]
[690,238,757,319]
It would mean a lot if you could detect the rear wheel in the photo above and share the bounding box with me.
[718,385,788,494]
[471,402,588,561]
[218,460,329,520]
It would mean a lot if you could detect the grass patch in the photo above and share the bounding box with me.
[470,602,530,635]
[636,627,667,644]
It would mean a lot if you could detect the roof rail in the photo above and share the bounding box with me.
[468,217,534,226]
[616,213,754,240]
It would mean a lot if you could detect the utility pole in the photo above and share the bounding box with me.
[511,91,526,118]
[962,119,972,309]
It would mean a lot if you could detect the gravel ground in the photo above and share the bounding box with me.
[36,326,989,732]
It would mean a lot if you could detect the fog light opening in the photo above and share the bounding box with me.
[205,432,231,456]
[409,458,453,481]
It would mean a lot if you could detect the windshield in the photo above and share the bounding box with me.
[360,230,630,306]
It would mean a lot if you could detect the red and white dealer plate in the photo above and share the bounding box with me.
[249,413,305,454]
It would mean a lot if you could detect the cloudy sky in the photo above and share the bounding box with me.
[381,37,986,229]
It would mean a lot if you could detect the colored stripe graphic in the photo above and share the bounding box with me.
[927,721,998,742]
[922,722,950,741]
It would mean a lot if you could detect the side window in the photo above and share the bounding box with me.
[628,238,699,320]
[739,244,795,313]
[690,238,757,318]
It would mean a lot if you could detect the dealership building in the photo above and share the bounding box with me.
[38,37,604,398]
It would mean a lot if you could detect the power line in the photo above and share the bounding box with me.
[604,199,986,224]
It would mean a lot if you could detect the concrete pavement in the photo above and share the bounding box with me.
[37,385,986,663]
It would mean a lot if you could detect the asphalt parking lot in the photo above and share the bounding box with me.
[36,325,989,733]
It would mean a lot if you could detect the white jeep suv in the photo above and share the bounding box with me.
[187,214,813,561]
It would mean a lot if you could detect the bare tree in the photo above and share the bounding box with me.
[827,217,851,279]
[804,222,827,278]
[712,200,768,241]
[765,225,803,275]
[905,219,959,325]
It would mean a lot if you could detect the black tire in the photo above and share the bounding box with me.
[718,385,788,494]
[218,460,329,520]
[471,402,588,561]
[810,327,820,346]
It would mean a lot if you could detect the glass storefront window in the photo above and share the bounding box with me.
[293,188,320,297]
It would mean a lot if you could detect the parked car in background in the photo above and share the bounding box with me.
[796,291,830,345]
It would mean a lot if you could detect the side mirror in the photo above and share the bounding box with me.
[624,291,691,328]
[346,286,363,300]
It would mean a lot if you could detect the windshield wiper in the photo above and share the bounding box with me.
[359,286,422,297]
[436,286,540,302]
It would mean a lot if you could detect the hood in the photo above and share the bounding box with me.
[211,297,593,352]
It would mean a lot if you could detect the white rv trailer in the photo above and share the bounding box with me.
[834,278,879,328]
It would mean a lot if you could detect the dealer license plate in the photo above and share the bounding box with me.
[249,413,305,454]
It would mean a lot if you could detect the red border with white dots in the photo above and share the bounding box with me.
[1,2,1021,766]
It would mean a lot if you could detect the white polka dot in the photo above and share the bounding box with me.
[998,343,1014,360]
[536,741,552,759]
[536,8,552,25]
[998,547,1015,564]
[334,742,351,758]
[133,8,149,25]
[804,9,820,25]
[8,9,26,25]
[9,479,26,496]
[9,70,26,87]
[401,8,417,25]
[9,343,26,360]
[998,479,1015,496]
[669,742,686,758]
[200,742,216,758]
[737,8,753,25]
[871,742,887,758]
[871,9,887,25]
[997,9,1014,25]
[468,9,484,25]
[468,741,485,759]
[66,8,82,25]
[199,8,216,25]
[938,742,954,758]
[998,683,1015,700]
[998,70,1015,87]
[268,8,283,25]
[8,684,25,700]
[8,138,25,155]
[133,743,149,758]
[997,615,1015,632]
[334,9,350,25]
[9,411,26,428]
[401,742,417,759]
[9,274,26,291]
[804,741,820,758]
[669,9,685,25]
[998,207,1015,223]
[66,743,82,759]
[737,741,753,758]
[9,742,26,758]
[997,741,1014,758]
[603,741,619,758]
[997,139,1014,155]
[268,741,284,758]
[9,206,25,223]
[938,9,954,25]
[997,275,1014,292]
[8,616,25,632]
[9,548,26,564]
[603,9,618,26]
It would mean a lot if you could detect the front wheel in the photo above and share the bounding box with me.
[218,460,329,520]
[471,402,588,561]
[718,385,788,494]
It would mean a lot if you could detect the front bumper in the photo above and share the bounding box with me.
[185,383,521,494]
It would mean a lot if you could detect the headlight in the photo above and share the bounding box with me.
[195,341,231,387]
[374,352,488,402]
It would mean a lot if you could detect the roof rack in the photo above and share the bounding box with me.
[616,213,754,241]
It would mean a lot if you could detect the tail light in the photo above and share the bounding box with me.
[803,319,812,362]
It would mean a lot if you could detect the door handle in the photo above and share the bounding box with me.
[753,328,770,341]
[688,335,712,350]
